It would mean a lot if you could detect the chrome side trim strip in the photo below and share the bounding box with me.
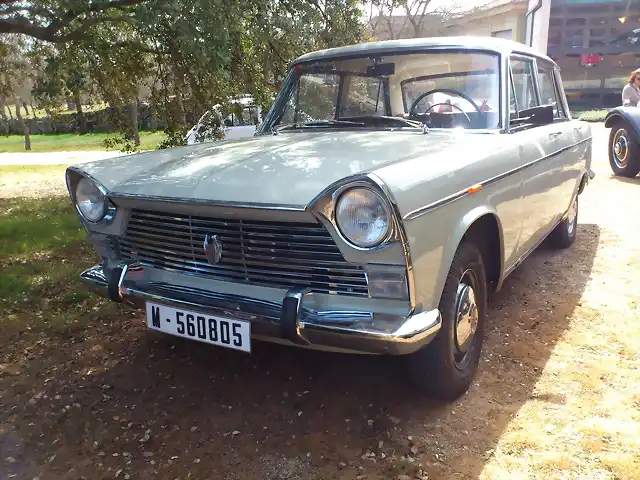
[403,136,592,221]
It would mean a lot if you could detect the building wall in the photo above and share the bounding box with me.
[444,4,528,43]
[547,0,640,107]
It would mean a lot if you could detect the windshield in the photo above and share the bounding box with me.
[265,51,501,131]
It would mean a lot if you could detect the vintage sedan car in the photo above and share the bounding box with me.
[604,106,640,177]
[66,37,593,400]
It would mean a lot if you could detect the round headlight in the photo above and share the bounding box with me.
[335,188,391,248]
[75,177,106,222]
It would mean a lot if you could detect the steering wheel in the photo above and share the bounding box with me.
[408,88,482,126]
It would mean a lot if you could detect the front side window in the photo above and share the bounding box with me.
[511,57,538,112]
[268,51,501,132]
[537,62,566,119]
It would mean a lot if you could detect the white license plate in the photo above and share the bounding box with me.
[145,302,251,353]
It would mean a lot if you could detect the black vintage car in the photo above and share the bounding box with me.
[605,107,640,177]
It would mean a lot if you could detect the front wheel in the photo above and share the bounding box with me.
[609,123,640,177]
[406,241,487,400]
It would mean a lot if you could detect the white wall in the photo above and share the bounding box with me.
[526,0,551,54]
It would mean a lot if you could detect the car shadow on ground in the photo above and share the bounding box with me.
[609,174,640,185]
[3,224,600,480]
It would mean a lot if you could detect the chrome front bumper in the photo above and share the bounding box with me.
[80,264,442,355]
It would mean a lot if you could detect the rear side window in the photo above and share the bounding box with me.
[537,62,566,119]
[510,57,538,112]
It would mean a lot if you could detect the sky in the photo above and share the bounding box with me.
[364,0,497,19]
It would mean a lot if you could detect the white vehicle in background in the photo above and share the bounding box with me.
[185,96,262,145]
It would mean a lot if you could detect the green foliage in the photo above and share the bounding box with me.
[0,0,366,148]
[577,109,609,123]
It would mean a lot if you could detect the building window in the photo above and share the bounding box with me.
[567,18,587,27]
[491,29,513,40]
[590,28,606,37]
[590,17,608,26]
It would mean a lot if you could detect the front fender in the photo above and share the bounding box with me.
[404,197,504,313]
[435,204,504,299]
[604,107,640,139]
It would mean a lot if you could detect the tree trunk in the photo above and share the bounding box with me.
[0,99,7,121]
[6,103,13,120]
[30,102,38,119]
[15,99,31,151]
[130,98,140,147]
[73,90,88,133]
[22,102,29,117]
[174,71,186,126]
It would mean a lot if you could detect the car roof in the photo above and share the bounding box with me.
[292,36,557,67]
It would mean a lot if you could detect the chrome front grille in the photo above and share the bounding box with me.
[116,209,369,297]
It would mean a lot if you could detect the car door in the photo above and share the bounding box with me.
[509,55,565,256]
[535,60,582,226]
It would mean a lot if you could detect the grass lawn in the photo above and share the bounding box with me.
[0,195,120,337]
[577,109,609,122]
[0,131,167,153]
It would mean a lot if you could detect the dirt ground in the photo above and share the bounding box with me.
[1,123,639,480]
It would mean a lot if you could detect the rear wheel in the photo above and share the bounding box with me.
[609,122,640,177]
[407,241,487,401]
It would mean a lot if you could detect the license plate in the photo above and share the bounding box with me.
[145,302,251,353]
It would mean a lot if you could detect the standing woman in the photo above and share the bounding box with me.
[622,68,640,106]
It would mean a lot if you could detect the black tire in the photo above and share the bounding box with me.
[407,241,487,401]
[609,122,640,177]
[549,195,578,249]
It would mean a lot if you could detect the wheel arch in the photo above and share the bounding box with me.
[577,172,589,195]
[431,207,505,311]
[605,108,640,140]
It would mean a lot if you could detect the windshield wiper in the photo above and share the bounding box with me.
[340,115,422,129]
[276,119,365,131]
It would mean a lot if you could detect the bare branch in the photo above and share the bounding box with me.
[0,0,146,42]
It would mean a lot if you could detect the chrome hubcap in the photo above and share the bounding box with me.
[567,197,577,235]
[613,129,629,169]
[454,270,479,364]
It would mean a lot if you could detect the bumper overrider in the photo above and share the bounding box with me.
[80,263,442,355]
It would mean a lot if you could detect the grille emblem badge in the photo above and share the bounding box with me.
[204,233,223,264]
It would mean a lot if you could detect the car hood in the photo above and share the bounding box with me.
[76,130,499,209]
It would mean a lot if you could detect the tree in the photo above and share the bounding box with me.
[1,0,366,150]
[0,33,31,149]
[32,44,92,132]
[0,0,148,43]
[367,0,458,40]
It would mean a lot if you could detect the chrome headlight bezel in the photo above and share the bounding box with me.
[334,186,393,249]
[66,168,115,224]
